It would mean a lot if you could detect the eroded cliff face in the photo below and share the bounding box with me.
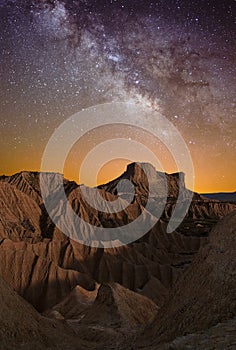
[98,162,187,199]
[0,163,235,312]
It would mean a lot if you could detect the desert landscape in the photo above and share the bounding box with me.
[0,163,235,349]
[0,1,235,349]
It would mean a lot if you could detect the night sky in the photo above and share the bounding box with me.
[0,0,235,192]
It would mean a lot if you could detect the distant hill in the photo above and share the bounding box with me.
[202,192,236,202]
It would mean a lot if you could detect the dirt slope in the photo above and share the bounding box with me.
[137,211,236,348]
[0,275,88,350]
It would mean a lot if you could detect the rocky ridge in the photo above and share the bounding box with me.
[0,163,235,311]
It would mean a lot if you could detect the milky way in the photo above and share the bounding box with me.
[0,0,235,191]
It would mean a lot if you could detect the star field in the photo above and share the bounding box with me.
[0,0,235,192]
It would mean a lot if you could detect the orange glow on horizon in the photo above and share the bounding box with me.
[0,125,235,194]
[1,155,236,194]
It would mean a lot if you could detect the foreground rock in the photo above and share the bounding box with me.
[136,211,236,348]
[158,317,236,350]
[68,282,159,349]
[0,275,87,350]
[81,282,158,328]
[108,317,236,350]
[45,283,100,320]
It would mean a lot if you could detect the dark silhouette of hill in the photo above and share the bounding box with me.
[202,191,236,202]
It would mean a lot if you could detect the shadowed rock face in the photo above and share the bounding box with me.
[157,317,236,350]
[0,163,235,312]
[0,239,95,311]
[0,275,87,350]
[136,211,236,348]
